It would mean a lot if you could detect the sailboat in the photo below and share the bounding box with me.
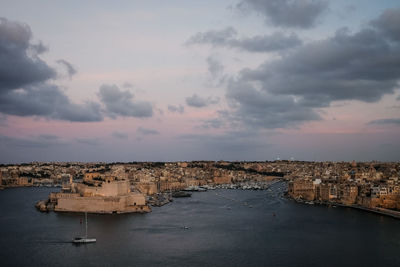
[72,212,96,243]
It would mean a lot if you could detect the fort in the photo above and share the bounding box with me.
[37,172,150,213]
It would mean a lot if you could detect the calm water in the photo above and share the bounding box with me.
[1,183,400,267]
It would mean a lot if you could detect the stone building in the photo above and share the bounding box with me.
[288,179,315,201]
[49,173,149,213]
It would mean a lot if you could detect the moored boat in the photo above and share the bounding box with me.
[72,212,96,244]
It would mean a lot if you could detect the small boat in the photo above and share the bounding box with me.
[172,191,192,198]
[73,212,96,244]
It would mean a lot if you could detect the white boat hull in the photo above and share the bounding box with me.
[73,238,96,243]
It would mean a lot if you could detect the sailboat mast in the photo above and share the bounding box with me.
[85,212,88,239]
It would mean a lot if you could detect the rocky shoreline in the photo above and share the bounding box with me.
[35,199,55,212]
[147,193,173,207]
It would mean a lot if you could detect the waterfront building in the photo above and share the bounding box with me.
[48,173,150,213]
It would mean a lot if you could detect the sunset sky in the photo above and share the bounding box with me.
[1,0,400,163]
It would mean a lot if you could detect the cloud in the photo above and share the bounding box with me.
[0,18,155,123]
[206,56,227,87]
[207,56,224,80]
[201,118,225,129]
[179,130,269,154]
[200,8,400,131]
[112,131,128,139]
[0,17,105,122]
[341,5,357,17]
[220,13,400,129]
[225,79,321,128]
[368,118,400,126]
[168,104,184,113]
[186,94,219,108]
[56,59,77,78]
[0,134,67,148]
[0,114,6,126]
[187,27,236,47]
[230,32,302,53]
[75,138,100,146]
[371,8,400,41]
[236,0,329,28]
[188,27,302,52]
[122,82,134,88]
[0,83,103,121]
[31,41,48,54]
[0,17,56,91]
[137,127,159,135]
[98,84,153,118]
[238,27,400,105]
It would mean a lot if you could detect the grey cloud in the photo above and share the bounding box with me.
[186,94,219,108]
[0,83,103,122]
[226,80,321,128]
[168,104,184,113]
[239,27,400,106]
[237,0,329,28]
[112,131,128,139]
[0,17,56,91]
[157,108,164,115]
[218,11,400,130]
[179,130,269,154]
[397,95,400,101]
[0,114,6,126]
[343,5,356,15]
[188,27,302,53]
[137,127,159,135]
[187,27,237,46]
[75,138,100,146]
[230,32,302,52]
[122,82,134,88]
[38,134,59,140]
[56,59,77,78]
[201,118,225,129]
[207,56,224,80]
[31,41,48,54]
[55,101,103,122]
[0,17,104,122]
[98,84,153,118]
[336,5,357,20]
[368,118,400,126]
[371,8,400,41]
[0,134,67,148]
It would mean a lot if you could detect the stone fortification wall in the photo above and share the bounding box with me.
[55,192,146,213]
[76,180,130,197]
[135,182,158,195]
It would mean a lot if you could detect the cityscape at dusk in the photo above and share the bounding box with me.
[1,1,400,267]
[1,0,399,163]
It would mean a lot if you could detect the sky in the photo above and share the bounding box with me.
[0,0,400,163]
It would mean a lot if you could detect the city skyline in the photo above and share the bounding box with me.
[1,0,400,163]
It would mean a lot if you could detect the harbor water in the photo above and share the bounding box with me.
[1,182,400,267]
